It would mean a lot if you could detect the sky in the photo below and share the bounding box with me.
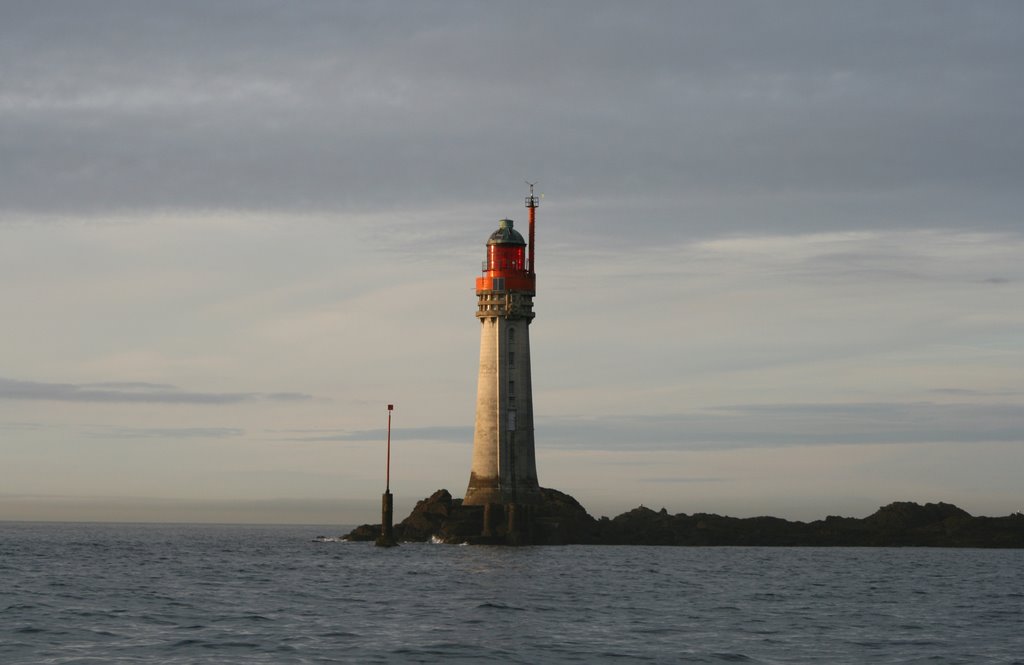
[1,1,1022,525]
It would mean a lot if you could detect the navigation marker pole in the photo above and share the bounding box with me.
[376,403,398,547]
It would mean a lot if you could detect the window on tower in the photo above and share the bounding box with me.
[508,351,515,368]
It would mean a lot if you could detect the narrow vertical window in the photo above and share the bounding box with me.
[508,327,515,344]
[509,380,515,398]
[508,351,515,368]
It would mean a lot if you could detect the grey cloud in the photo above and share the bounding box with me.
[929,388,1021,397]
[286,425,473,443]
[534,402,1024,451]
[0,377,313,404]
[264,428,349,434]
[2,2,1021,242]
[639,477,728,484]
[88,427,244,439]
[80,381,179,391]
[283,401,1023,450]
[265,393,316,402]
[789,249,936,284]
[753,236,1024,287]
[0,421,47,431]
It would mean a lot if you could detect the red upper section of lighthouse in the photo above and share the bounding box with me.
[476,219,536,294]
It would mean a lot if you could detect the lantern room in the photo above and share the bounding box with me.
[476,219,536,294]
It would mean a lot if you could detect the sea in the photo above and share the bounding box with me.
[2,522,1021,664]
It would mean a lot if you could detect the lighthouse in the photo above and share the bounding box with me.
[464,186,542,526]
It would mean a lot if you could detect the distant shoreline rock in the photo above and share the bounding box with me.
[343,488,1024,547]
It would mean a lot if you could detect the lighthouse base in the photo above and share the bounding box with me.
[464,473,542,508]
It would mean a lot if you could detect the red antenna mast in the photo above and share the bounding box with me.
[525,181,539,276]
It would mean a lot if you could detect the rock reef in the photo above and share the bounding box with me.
[343,488,1024,547]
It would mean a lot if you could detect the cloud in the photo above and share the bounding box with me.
[534,402,1024,451]
[285,425,473,443]
[929,388,1022,397]
[1,2,1021,240]
[275,400,1023,451]
[0,377,313,404]
[80,381,178,390]
[639,477,728,484]
[87,427,244,439]
[0,421,47,431]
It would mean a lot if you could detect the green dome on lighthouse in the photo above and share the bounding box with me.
[487,219,526,246]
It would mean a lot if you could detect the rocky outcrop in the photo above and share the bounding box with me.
[344,487,600,545]
[343,491,1024,547]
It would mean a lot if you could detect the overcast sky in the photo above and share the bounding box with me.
[2,1,1022,524]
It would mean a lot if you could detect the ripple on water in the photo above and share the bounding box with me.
[2,526,1023,664]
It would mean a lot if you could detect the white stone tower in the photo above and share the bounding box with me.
[464,188,542,511]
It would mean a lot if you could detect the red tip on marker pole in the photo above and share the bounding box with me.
[388,404,394,410]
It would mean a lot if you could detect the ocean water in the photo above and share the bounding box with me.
[2,522,1022,664]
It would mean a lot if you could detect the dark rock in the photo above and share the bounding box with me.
[395,489,456,542]
[342,491,1024,547]
[344,523,379,542]
[865,501,972,529]
[534,487,601,544]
